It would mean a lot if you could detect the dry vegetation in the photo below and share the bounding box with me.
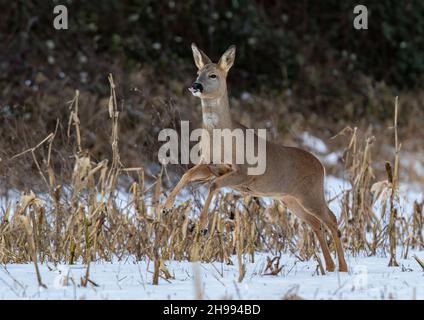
[0,76,423,287]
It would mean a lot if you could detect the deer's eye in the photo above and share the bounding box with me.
[209,74,217,79]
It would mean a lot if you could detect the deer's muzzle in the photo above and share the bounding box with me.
[189,82,203,96]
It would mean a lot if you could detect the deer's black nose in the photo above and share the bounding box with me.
[192,82,203,92]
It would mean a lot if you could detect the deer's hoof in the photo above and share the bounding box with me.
[326,264,335,272]
[188,221,195,233]
[161,208,172,216]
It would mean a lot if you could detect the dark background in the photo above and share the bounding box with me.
[1,0,423,189]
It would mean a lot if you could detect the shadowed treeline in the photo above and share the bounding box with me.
[1,0,424,190]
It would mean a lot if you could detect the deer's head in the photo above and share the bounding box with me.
[189,43,236,99]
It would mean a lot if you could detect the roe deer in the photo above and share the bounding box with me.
[162,43,347,272]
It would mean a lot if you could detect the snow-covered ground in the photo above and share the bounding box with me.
[1,252,423,300]
[1,133,423,300]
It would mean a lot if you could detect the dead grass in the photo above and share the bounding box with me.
[0,75,423,287]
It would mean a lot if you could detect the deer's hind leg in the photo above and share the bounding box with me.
[283,197,335,272]
[296,195,348,272]
[321,206,348,272]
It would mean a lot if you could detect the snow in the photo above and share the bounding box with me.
[1,252,423,300]
[1,133,424,300]
[321,151,342,166]
[400,152,424,178]
[300,132,328,154]
[324,175,350,217]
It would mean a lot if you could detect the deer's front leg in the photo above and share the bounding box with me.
[163,164,213,211]
[198,168,248,233]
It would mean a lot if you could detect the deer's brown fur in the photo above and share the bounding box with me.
[162,43,347,272]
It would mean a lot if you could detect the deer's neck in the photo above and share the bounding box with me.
[201,93,232,130]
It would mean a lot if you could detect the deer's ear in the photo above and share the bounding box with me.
[191,43,211,70]
[218,45,236,73]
